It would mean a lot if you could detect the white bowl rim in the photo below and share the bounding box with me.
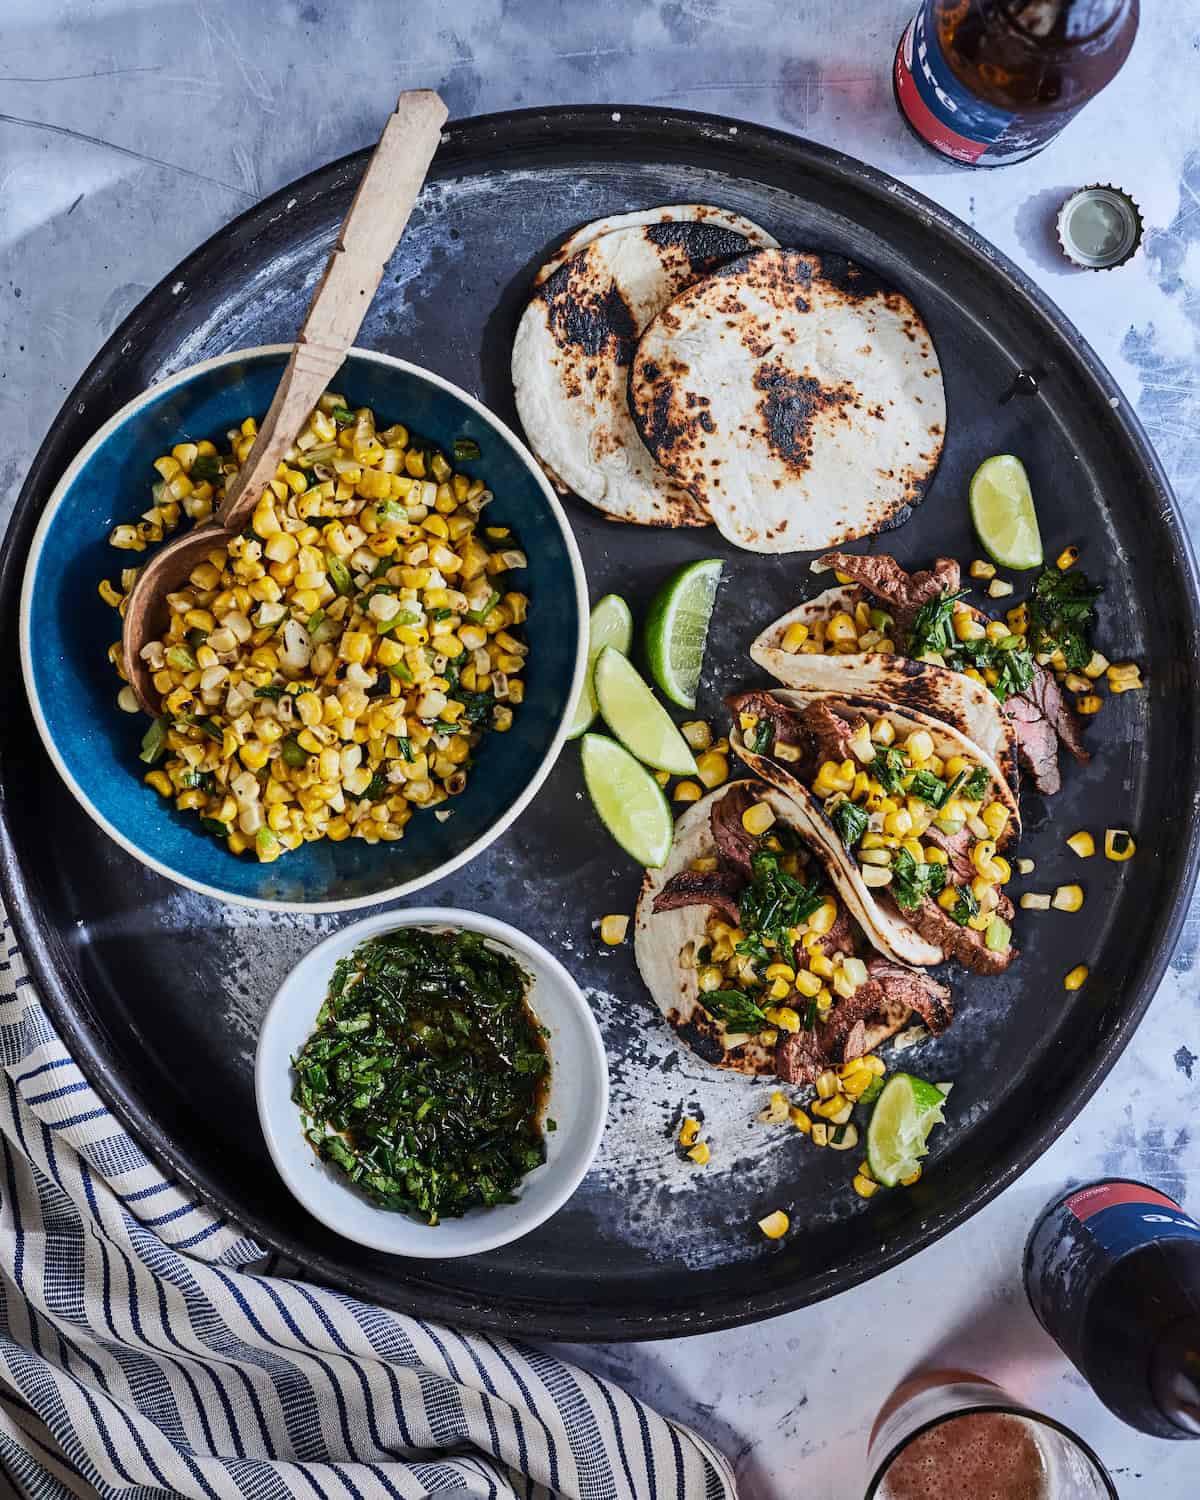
[19,343,588,913]
[253,906,608,1257]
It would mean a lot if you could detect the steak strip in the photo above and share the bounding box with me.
[889,890,1017,975]
[818,551,962,636]
[727,691,861,781]
[653,869,744,926]
[709,782,760,878]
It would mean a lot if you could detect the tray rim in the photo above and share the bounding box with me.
[3,102,1199,1341]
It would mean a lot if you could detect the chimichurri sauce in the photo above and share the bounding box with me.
[291,927,549,1224]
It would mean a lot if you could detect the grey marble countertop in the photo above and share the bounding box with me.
[1,3,1197,1495]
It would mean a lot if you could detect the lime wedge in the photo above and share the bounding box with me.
[580,733,674,867]
[866,1073,947,1188]
[969,454,1044,570]
[643,558,724,709]
[593,646,698,776]
[566,594,634,740]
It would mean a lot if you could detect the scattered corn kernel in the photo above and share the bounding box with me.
[1064,964,1089,991]
[1104,828,1136,862]
[1066,830,1095,859]
[1056,545,1080,571]
[686,1141,711,1166]
[1053,883,1085,913]
[757,1210,789,1239]
[742,802,776,836]
[599,914,629,945]
[674,780,703,803]
[968,559,996,580]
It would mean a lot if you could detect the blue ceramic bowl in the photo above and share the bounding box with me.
[20,346,587,911]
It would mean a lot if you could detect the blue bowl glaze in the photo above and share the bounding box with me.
[20,346,587,910]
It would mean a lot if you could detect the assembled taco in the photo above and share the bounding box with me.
[727,687,1020,975]
[634,780,952,1085]
[750,551,1089,796]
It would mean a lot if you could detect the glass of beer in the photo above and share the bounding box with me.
[865,1371,1116,1499]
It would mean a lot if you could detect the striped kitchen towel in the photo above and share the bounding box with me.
[0,911,735,1500]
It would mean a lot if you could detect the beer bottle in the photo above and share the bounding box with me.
[1025,1179,1200,1440]
[894,1,1139,167]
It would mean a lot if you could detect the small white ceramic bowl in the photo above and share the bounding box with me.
[255,908,608,1257]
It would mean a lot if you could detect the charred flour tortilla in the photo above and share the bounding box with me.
[532,203,778,288]
[628,248,946,553]
[514,219,766,526]
[634,780,952,1083]
[727,688,1020,974]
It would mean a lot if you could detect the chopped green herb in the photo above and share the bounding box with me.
[738,848,825,951]
[430,607,453,622]
[858,1074,884,1106]
[961,766,991,801]
[830,798,869,850]
[281,736,308,769]
[452,437,481,461]
[186,715,224,743]
[254,684,288,701]
[189,454,223,483]
[395,736,414,761]
[871,746,908,794]
[200,817,229,838]
[331,406,356,427]
[291,926,548,1222]
[139,717,169,765]
[352,771,387,803]
[378,500,408,525]
[905,589,969,658]
[891,848,947,912]
[186,627,207,652]
[907,769,952,808]
[1030,567,1102,671]
[166,645,198,674]
[305,610,326,636]
[947,884,979,926]
[701,989,770,1033]
[388,662,415,685]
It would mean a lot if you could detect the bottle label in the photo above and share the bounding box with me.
[894,7,1016,164]
[1066,1180,1200,1261]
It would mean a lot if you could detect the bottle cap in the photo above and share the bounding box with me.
[1056,186,1143,270]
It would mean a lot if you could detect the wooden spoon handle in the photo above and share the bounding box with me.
[219,89,448,534]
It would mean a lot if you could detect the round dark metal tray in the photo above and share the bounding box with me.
[3,106,1198,1340]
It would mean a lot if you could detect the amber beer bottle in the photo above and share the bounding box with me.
[1025,1179,1200,1440]
[894,1,1139,167]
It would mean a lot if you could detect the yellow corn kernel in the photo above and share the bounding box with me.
[238,740,270,772]
[788,1106,812,1134]
[695,751,729,790]
[741,802,776,836]
[953,609,986,642]
[980,802,1009,841]
[987,578,1014,599]
[673,780,702,803]
[143,771,172,797]
[339,631,371,665]
[937,886,959,912]
[781,621,810,653]
[827,611,858,645]
[1056,545,1079,571]
[764,962,795,984]
[1064,964,1089,991]
[681,720,712,751]
[1104,828,1136,862]
[1074,694,1102,715]
[757,1210,789,1240]
[599,914,629,945]
[1066,830,1095,858]
[686,1141,711,1166]
[852,1174,879,1199]
[968,559,996,580]
[900,1167,923,1187]
[1053,883,1085,913]
[794,969,823,998]
[764,1004,800,1032]
[924,845,948,867]
[1083,651,1109,680]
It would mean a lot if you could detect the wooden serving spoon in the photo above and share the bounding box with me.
[122,89,448,715]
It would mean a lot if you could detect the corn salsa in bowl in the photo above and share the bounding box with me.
[20,346,586,910]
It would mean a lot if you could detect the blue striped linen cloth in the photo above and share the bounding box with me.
[0,911,736,1500]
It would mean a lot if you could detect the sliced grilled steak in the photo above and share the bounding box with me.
[809,905,860,961]
[924,825,976,883]
[1006,691,1061,795]
[864,958,953,1034]
[653,869,744,926]
[709,782,759,878]
[1008,666,1092,786]
[818,551,962,636]
[727,692,860,779]
[889,892,1017,975]
[775,1027,828,1085]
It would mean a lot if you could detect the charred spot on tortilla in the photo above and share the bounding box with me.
[643,219,751,269]
[540,268,639,362]
[753,361,858,476]
[675,1017,729,1065]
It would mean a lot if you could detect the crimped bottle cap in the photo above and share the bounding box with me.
[1056,185,1143,270]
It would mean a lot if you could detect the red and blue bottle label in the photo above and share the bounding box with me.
[1065,1181,1200,1262]
[894,6,1016,164]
